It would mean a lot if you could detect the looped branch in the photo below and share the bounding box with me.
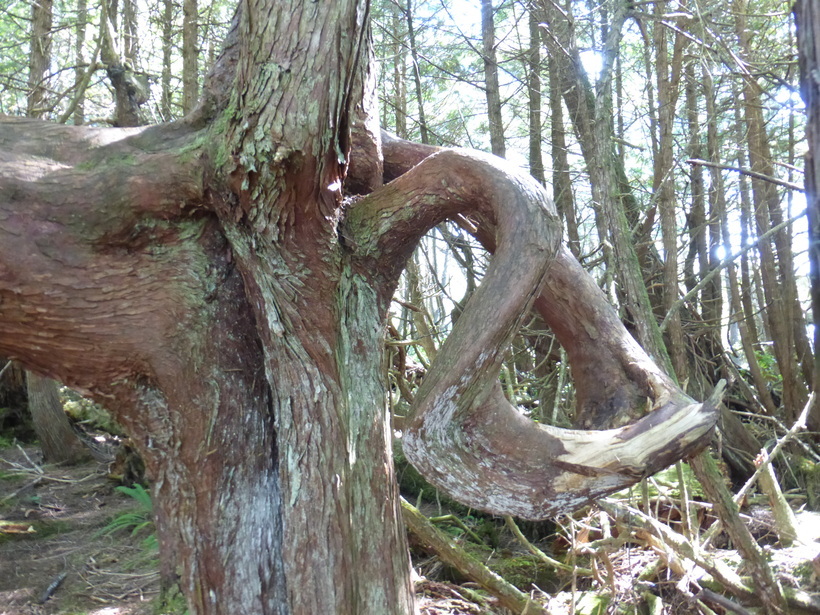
[346,134,720,520]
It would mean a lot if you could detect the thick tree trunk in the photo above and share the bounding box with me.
[0,118,412,614]
[183,2,413,610]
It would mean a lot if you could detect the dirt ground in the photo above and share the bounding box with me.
[0,446,160,615]
[0,445,496,615]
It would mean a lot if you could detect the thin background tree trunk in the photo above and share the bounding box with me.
[27,0,53,118]
[182,0,198,114]
[535,0,672,369]
[392,0,408,139]
[653,7,688,382]
[547,52,580,260]
[527,11,544,185]
[797,0,820,428]
[482,0,505,157]
[406,0,429,143]
[161,0,174,120]
[73,0,87,125]
[735,0,809,421]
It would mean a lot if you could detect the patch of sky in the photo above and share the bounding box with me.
[579,50,604,82]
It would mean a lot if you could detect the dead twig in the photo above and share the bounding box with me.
[702,394,814,548]
[697,588,755,615]
[0,457,97,483]
[734,393,814,506]
[16,444,44,474]
[599,499,751,599]
[689,452,787,614]
[0,476,44,504]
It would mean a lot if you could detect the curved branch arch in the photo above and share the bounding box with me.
[346,136,720,520]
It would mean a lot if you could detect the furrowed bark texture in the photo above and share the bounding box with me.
[1,119,409,615]
[209,2,412,612]
[2,1,414,608]
[0,119,291,613]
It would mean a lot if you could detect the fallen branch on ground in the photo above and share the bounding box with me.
[400,497,547,615]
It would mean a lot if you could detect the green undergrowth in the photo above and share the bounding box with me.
[470,544,559,592]
[98,483,158,553]
[153,585,189,615]
[61,388,123,435]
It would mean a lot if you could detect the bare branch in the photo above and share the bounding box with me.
[687,158,804,192]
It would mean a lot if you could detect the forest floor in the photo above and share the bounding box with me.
[0,445,160,615]
[0,444,501,615]
[5,442,820,614]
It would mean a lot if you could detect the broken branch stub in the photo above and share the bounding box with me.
[365,134,721,521]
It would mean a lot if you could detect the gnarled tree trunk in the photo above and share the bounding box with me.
[0,1,719,612]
